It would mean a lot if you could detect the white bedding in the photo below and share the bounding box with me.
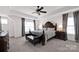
[27,28,55,41]
[44,28,56,41]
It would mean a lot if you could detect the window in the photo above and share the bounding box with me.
[25,20,34,32]
[67,16,75,35]
[1,17,8,32]
[1,18,8,24]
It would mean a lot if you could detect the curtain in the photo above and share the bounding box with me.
[22,18,25,36]
[62,13,68,40]
[0,16,2,31]
[73,11,79,42]
[33,20,36,30]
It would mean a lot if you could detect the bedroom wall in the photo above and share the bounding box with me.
[8,15,22,37]
[37,15,62,30]
[8,17,15,37]
[50,15,63,30]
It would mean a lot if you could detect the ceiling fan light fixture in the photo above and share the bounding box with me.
[32,6,47,15]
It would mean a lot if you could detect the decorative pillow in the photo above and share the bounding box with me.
[47,28,55,31]
[43,28,47,31]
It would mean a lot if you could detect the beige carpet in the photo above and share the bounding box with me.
[8,37,79,52]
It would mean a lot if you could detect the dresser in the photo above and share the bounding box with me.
[0,32,9,52]
[55,31,67,41]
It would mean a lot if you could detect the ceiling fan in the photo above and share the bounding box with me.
[32,6,47,15]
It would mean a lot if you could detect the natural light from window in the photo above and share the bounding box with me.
[67,16,75,35]
[25,21,34,32]
[1,18,8,24]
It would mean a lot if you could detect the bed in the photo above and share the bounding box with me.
[43,21,57,42]
[25,21,57,46]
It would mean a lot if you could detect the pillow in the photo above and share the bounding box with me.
[27,36,34,40]
[47,28,55,31]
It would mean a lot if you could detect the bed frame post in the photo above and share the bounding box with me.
[41,30,45,46]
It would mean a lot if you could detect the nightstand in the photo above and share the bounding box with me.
[55,31,67,41]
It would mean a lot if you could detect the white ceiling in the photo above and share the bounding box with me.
[9,6,64,17]
[0,6,79,19]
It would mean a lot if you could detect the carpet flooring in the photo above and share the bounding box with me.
[8,37,79,52]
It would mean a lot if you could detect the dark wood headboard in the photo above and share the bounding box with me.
[43,21,57,30]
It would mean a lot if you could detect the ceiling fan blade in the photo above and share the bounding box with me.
[33,6,47,15]
[40,11,47,13]
[37,6,39,8]
[37,7,44,11]
[39,7,44,10]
